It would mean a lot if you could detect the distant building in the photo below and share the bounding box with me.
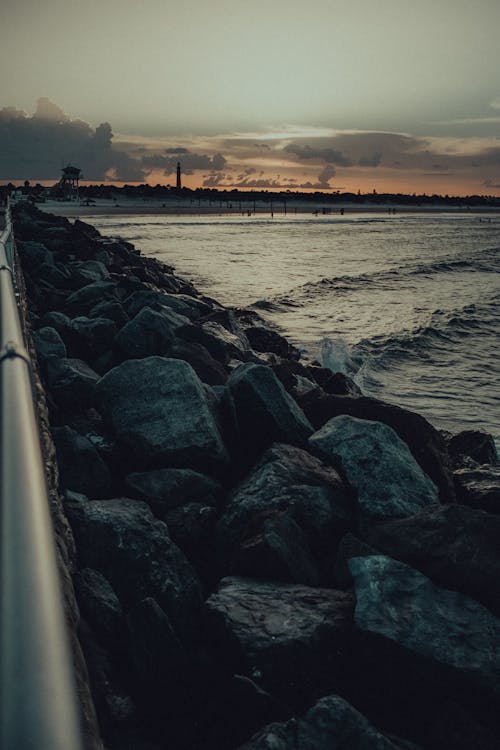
[53,164,82,200]
[176,162,182,190]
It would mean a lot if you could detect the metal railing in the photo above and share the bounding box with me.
[0,203,83,750]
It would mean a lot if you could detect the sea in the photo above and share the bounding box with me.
[72,210,500,448]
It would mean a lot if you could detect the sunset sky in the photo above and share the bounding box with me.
[1,0,500,195]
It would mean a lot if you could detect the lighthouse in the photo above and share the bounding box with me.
[176,162,182,190]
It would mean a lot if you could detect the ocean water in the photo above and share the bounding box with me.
[79,211,500,446]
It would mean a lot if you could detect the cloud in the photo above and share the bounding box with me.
[489,96,500,110]
[0,98,146,181]
[358,152,382,167]
[317,164,336,185]
[165,147,189,154]
[482,178,500,189]
[284,142,353,166]
[143,150,227,176]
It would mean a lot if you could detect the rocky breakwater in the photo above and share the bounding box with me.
[13,201,500,750]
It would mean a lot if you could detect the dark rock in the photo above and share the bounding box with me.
[169,340,228,385]
[53,426,111,497]
[180,319,252,363]
[304,395,455,503]
[225,363,313,462]
[124,289,212,320]
[217,443,353,580]
[205,576,354,705]
[74,568,123,644]
[33,325,67,360]
[309,415,439,527]
[453,465,500,513]
[46,357,100,408]
[234,513,320,586]
[68,260,110,287]
[348,555,500,744]
[37,261,72,288]
[164,502,217,573]
[237,693,418,750]
[64,281,119,316]
[96,357,228,472]
[74,219,101,239]
[245,325,300,360]
[18,240,55,269]
[446,430,498,468]
[71,316,118,360]
[335,533,379,588]
[88,301,130,327]
[113,307,181,358]
[365,504,500,616]
[125,467,222,514]
[66,498,202,642]
[40,310,74,339]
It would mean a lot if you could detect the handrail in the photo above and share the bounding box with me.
[0,202,83,750]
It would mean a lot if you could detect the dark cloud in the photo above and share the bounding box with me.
[165,147,189,154]
[143,150,227,176]
[483,178,500,189]
[358,152,382,167]
[284,142,353,166]
[317,164,336,185]
[0,98,146,181]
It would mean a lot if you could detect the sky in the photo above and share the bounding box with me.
[1,0,500,195]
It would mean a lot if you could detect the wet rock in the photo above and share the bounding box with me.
[18,240,55,269]
[446,430,498,468]
[225,363,313,462]
[309,415,439,527]
[40,310,74,339]
[237,693,418,750]
[37,261,72,288]
[66,498,202,642]
[33,325,67,360]
[96,357,228,472]
[46,356,100,408]
[348,556,500,742]
[217,443,353,580]
[205,576,354,704]
[245,325,300,360]
[88,301,130,327]
[71,316,118,360]
[123,289,212,320]
[180,319,251,363]
[335,532,379,588]
[453,465,500,513]
[74,568,123,644]
[53,426,111,498]
[164,502,217,574]
[68,260,110,287]
[304,395,455,503]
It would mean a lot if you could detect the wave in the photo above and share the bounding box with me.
[271,247,499,305]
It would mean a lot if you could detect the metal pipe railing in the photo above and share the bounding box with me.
[0,203,83,750]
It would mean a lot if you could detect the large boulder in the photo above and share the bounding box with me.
[66,497,202,643]
[309,415,439,527]
[113,306,183,358]
[96,356,228,473]
[125,467,222,516]
[205,576,354,705]
[304,395,455,503]
[453,465,500,514]
[64,281,119,316]
[46,356,100,409]
[33,325,67,361]
[73,568,123,645]
[216,443,353,582]
[365,504,500,616]
[445,429,498,468]
[347,555,500,747]
[225,363,313,462]
[70,316,118,360]
[237,694,419,750]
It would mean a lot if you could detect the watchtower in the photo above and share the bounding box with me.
[56,165,82,200]
[176,162,182,190]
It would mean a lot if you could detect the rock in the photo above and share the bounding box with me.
[53,426,111,498]
[88,301,130,327]
[46,357,100,408]
[237,693,417,750]
[66,498,202,642]
[453,465,500,513]
[304,395,455,503]
[74,218,101,239]
[64,281,119,316]
[180,319,251,363]
[125,467,222,515]
[335,532,379,588]
[37,261,72,288]
[309,415,439,527]
[446,430,498,468]
[74,568,123,644]
[33,325,67,360]
[40,310,74,339]
[113,307,179,358]
[124,289,212,320]
[234,513,320,586]
[169,340,228,385]
[245,325,300,360]
[217,443,353,581]
[225,363,313,462]
[363,505,500,616]
[205,577,354,704]
[96,357,228,472]
[71,316,118,360]
[348,555,500,743]
[164,502,217,574]
[18,240,55,269]
[68,260,110,286]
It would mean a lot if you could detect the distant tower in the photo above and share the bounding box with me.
[176,162,182,190]
[56,164,82,200]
